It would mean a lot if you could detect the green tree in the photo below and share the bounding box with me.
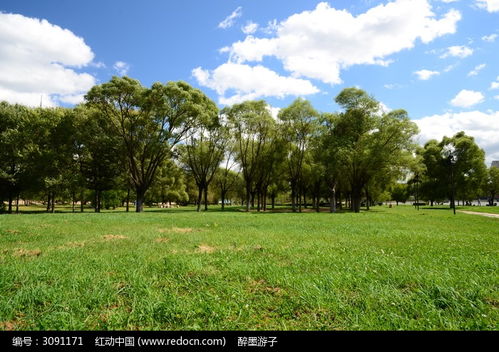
[390,183,409,205]
[179,122,226,211]
[85,76,217,212]
[333,88,419,212]
[74,106,121,212]
[0,102,33,213]
[486,165,499,206]
[223,100,276,212]
[440,132,487,208]
[278,98,319,212]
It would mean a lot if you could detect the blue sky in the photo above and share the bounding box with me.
[0,0,498,162]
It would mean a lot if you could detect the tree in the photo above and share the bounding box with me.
[486,165,499,206]
[85,76,217,212]
[74,106,121,212]
[278,98,319,212]
[418,140,448,206]
[179,122,226,211]
[391,183,409,205]
[333,88,419,212]
[440,132,487,208]
[214,146,240,211]
[148,159,188,206]
[0,102,33,213]
[223,101,276,212]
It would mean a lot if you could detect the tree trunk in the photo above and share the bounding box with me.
[365,187,370,211]
[51,192,55,213]
[352,188,361,213]
[271,195,275,209]
[15,194,20,214]
[330,187,336,213]
[221,189,226,211]
[263,188,267,211]
[196,187,202,212]
[80,190,84,212]
[204,186,208,211]
[7,192,13,214]
[135,188,145,213]
[126,187,130,212]
[94,190,100,213]
[46,193,51,212]
[291,184,297,213]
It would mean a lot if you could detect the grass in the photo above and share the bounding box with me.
[0,205,497,330]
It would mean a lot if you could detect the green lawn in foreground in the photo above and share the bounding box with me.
[0,206,497,330]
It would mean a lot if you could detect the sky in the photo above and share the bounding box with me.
[0,0,498,164]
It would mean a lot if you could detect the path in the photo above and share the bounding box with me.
[458,210,499,219]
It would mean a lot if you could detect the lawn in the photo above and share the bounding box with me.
[0,205,497,330]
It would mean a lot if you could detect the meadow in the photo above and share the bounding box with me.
[0,205,497,330]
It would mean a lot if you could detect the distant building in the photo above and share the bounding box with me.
[492,160,499,168]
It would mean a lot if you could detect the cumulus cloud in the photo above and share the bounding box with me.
[415,110,499,163]
[113,61,130,76]
[414,69,440,80]
[192,63,319,105]
[222,0,461,85]
[440,45,473,58]
[450,89,485,108]
[218,7,242,29]
[476,0,499,12]
[467,63,486,77]
[0,13,97,107]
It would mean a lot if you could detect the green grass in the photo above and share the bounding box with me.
[0,205,497,330]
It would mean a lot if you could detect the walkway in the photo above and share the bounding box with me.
[458,210,499,219]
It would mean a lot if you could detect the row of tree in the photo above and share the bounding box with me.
[1,76,496,214]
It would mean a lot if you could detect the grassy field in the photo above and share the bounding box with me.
[0,205,497,330]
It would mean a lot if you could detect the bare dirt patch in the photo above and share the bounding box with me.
[5,229,21,234]
[154,237,170,243]
[158,227,196,234]
[248,279,284,296]
[13,249,42,257]
[103,235,128,240]
[0,321,16,330]
[197,244,216,253]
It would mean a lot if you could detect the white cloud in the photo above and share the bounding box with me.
[242,21,259,35]
[494,95,499,100]
[467,63,486,77]
[0,13,96,106]
[218,7,243,29]
[450,89,485,108]
[440,45,473,58]
[113,61,130,76]
[490,76,499,89]
[192,63,319,105]
[222,1,460,85]
[414,69,440,80]
[476,0,499,12]
[267,106,281,120]
[415,110,499,164]
[482,33,498,42]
